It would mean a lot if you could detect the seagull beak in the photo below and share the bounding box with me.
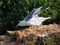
[16,25,20,28]
[16,25,19,28]
[16,25,21,28]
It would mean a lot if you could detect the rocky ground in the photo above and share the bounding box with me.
[0,24,60,45]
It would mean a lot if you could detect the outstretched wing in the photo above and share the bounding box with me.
[24,8,36,21]
[24,7,42,21]
[33,7,49,16]
[33,7,42,16]
[24,7,49,21]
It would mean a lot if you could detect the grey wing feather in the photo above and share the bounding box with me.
[33,7,49,16]
[24,9,36,21]
[33,7,42,16]
[24,7,43,21]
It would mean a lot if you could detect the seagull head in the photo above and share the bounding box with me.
[16,20,26,27]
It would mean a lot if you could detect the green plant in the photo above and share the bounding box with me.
[0,0,60,34]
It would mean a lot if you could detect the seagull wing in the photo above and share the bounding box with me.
[24,7,49,21]
[33,7,42,16]
[24,7,42,21]
[24,8,36,21]
[33,7,49,17]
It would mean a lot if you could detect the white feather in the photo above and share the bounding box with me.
[17,7,51,26]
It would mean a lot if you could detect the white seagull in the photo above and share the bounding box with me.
[17,7,51,26]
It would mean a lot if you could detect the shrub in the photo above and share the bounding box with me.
[0,0,60,34]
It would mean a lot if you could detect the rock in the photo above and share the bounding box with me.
[0,24,60,45]
[0,35,8,41]
[15,24,60,40]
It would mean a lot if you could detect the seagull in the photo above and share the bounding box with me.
[17,7,51,27]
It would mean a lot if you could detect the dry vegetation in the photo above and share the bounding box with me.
[0,24,60,45]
